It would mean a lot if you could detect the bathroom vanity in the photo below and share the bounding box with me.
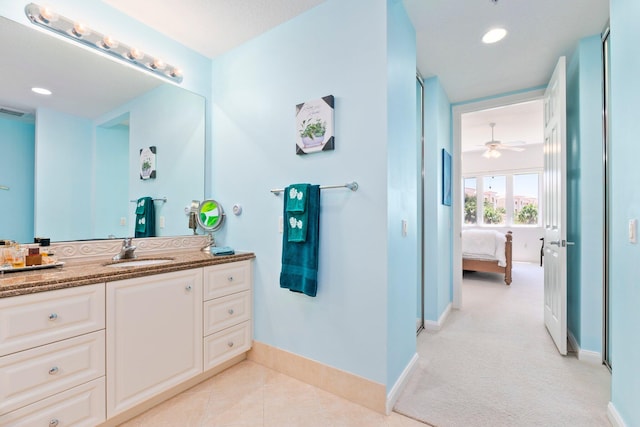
[0,247,254,426]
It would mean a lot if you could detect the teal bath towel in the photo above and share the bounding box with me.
[280,184,320,297]
[134,197,156,238]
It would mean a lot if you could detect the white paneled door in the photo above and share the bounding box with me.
[543,56,568,355]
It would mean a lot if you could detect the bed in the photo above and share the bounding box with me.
[462,229,513,285]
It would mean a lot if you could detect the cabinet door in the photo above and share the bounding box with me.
[106,269,202,417]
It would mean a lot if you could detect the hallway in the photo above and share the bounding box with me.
[395,262,611,426]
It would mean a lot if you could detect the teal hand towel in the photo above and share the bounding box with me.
[286,183,309,213]
[211,246,235,256]
[287,212,308,242]
[134,197,156,238]
[280,185,320,297]
[286,184,310,242]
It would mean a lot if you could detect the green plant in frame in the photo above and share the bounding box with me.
[299,118,326,138]
[142,160,152,171]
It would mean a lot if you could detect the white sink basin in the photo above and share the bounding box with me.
[106,259,173,268]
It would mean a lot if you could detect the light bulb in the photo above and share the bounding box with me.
[169,67,182,78]
[150,58,165,70]
[38,6,56,24]
[101,36,118,49]
[72,22,88,37]
[127,48,144,61]
[32,87,52,95]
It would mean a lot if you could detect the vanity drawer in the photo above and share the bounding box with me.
[0,283,105,357]
[204,290,251,336]
[0,377,105,427]
[203,261,252,300]
[0,330,105,415]
[204,321,252,371]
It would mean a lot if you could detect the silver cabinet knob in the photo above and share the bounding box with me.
[49,366,59,375]
[227,341,234,347]
[227,276,234,282]
[49,313,58,320]
[228,309,234,315]
[49,419,59,427]
[185,285,192,291]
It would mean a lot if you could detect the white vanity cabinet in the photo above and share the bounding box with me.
[203,260,253,370]
[0,284,106,426]
[106,268,203,417]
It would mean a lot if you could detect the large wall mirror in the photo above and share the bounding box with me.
[0,16,205,244]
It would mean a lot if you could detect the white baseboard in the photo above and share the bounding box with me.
[607,402,627,427]
[568,330,603,365]
[424,303,452,331]
[386,353,418,415]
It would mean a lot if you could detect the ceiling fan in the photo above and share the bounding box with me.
[481,122,525,158]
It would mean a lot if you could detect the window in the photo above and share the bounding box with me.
[513,173,539,225]
[464,177,477,224]
[463,171,541,227]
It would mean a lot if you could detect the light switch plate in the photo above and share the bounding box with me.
[279,216,283,234]
[630,219,637,244]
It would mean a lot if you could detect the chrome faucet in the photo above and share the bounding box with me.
[113,238,137,261]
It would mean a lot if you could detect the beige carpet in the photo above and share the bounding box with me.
[394,262,611,427]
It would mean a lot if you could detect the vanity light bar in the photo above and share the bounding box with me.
[24,3,183,83]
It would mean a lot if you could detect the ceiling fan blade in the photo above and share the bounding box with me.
[500,146,525,152]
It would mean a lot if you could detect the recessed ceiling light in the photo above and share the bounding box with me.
[31,87,52,95]
[482,28,507,44]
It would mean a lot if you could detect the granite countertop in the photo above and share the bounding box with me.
[0,250,255,298]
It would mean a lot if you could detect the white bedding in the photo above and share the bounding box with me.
[461,229,507,267]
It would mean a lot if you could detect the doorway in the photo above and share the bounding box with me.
[452,90,545,308]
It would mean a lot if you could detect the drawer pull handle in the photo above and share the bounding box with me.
[185,285,192,291]
[49,366,59,375]
[228,309,234,315]
[227,276,234,282]
[49,419,59,427]
[49,313,58,321]
[227,341,234,348]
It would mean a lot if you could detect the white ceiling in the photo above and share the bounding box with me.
[461,99,544,153]
[102,0,327,59]
[404,0,609,103]
[103,0,609,104]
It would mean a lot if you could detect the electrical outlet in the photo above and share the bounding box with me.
[159,216,165,229]
[119,217,126,226]
[630,219,637,244]
[279,216,283,234]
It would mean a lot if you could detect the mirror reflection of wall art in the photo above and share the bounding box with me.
[139,146,157,180]
[296,95,334,155]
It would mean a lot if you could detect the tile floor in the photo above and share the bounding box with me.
[119,360,428,427]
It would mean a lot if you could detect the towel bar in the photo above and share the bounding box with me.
[270,181,358,195]
[129,197,167,203]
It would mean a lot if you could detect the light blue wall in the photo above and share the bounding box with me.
[0,117,34,243]
[122,85,205,237]
[423,77,452,322]
[609,0,640,424]
[95,125,129,238]
[386,0,418,390]
[35,108,93,240]
[211,0,417,388]
[565,35,604,354]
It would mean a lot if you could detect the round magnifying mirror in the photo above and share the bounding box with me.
[196,199,225,250]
